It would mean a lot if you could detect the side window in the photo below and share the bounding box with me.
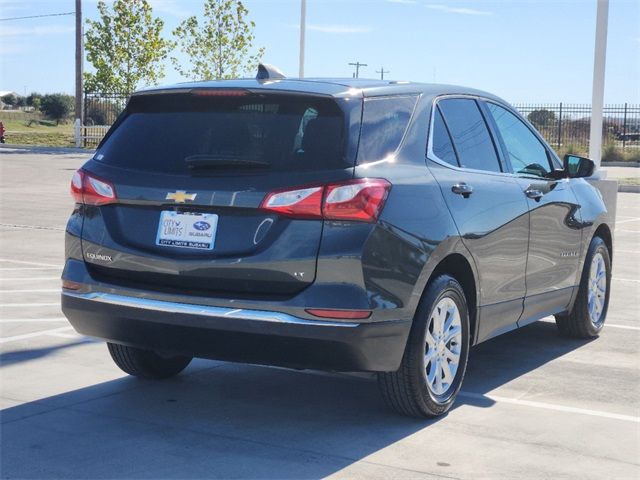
[357,95,417,163]
[438,98,501,173]
[486,103,552,178]
[431,107,458,166]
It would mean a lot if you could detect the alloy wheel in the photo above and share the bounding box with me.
[588,252,607,326]
[425,296,462,396]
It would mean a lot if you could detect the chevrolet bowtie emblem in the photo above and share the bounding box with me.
[166,191,197,203]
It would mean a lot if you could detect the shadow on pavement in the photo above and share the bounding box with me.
[0,321,591,479]
[0,339,94,367]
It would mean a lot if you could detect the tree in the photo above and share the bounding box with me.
[172,0,265,80]
[26,92,43,111]
[84,0,171,94]
[1,94,17,107]
[40,94,75,124]
[528,109,557,127]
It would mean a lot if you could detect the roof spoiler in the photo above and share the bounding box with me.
[256,63,286,81]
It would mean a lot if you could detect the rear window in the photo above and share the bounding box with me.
[357,95,417,163]
[95,93,347,174]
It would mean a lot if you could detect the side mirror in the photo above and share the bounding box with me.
[563,154,595,178]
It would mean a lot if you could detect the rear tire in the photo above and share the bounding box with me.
[555,236,611,338]
[107,343,192,379]
[377,275,470,418]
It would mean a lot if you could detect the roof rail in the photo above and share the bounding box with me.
[256,63,286,81]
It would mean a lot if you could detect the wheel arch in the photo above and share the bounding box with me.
[593,222,613,260]
[426,253,478,345]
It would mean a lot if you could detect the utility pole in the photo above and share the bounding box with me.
[376,67,390,80]
[348,61,367,79]
[589,0,609,168]
[298,0,306,78]
[74,0,83,124]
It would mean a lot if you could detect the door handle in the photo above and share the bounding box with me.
[525,188,544,201]
[452,183,473,198]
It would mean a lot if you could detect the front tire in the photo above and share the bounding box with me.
[555,236,611,338]
[377,275,470,418]
[107,343,192,379]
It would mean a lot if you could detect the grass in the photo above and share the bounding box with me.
[0,113,75,147]
[618,177,640,186]
[555,144,640,163]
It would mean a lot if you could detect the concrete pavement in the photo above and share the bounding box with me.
[1,148,639,479]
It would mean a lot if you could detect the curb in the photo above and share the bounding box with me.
[618,184,640,193]
[0,144,95,154]
[602,161,639,168]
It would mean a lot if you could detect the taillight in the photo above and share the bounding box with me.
[260,178,391,223]
[70,170,117,206]
[324,179,391,222]
[70,171,84,203]
[260,186,323,219]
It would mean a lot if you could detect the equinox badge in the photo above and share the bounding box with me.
[166,190,197,203]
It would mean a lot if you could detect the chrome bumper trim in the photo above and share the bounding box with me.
[62,291,360,328]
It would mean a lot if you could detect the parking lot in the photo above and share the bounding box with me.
[1,147,639,479]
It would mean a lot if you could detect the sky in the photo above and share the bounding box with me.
[0,0,639,104]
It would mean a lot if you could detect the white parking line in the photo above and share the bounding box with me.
[46,332,82,339]
[0,277,60,281]
[0,318,67,323]
[615,217,640,224]
[0,267,61,271]
[0,289,60,293]
[613,277,640,283]
[459,391,640,423]
[539,317,639,331]
[0,303,60,307]
[0,223,65,231]
[605,323,640,331]
[0,326,73,344]
[0,258,61,268]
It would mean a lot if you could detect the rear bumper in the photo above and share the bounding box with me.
[61,290,411,372]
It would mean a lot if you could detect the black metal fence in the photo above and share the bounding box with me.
[82,92,640,154]
[513,103,640,152]
[83,91,129,127]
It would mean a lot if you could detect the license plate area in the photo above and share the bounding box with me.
[156,211,218,250]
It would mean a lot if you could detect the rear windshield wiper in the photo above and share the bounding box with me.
[185,154,269,170]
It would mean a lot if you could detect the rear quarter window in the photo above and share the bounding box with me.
[357,95,417,164]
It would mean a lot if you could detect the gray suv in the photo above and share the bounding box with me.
[62,71,613,417]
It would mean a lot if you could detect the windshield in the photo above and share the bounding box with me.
[95,92,347,174]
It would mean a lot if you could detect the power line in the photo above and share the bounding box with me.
[0,12,75,22]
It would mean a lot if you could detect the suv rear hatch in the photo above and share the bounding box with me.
[79,89,360,298]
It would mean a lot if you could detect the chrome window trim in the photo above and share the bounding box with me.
[63,291,360,328]
[426,94,513,178]
[426,93,563,177]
